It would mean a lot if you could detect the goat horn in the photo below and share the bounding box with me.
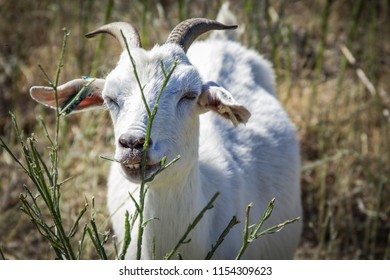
[85,22,141,49]
[166,18,237,53]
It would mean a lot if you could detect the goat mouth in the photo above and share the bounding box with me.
[121,161,161,182]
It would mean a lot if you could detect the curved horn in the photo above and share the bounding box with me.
[166,18,237,53]
[85,22,141,50]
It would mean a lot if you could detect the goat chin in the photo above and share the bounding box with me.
[107,39,302,260]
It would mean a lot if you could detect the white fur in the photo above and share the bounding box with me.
[104,26,302,259]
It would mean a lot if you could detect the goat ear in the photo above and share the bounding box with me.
[198,81,251,127]
[30,78,105,114]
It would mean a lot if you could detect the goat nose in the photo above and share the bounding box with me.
[118,133,151,150]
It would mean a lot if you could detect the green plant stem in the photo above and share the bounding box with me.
[135,60,178,260]
[236,202,254,260]
[87,198,108,260]
[90,0,114,76]
[119,211,131,260]
[178,0,186,22]
[164,192,220,260]
[236,198,300,260]
[53,28,70,155]
[265,0,280,80]
[205,215,240,260]
[307,0,331,124]
[51,29,77,260]
[145,155,181,183]
[332,0,363,128]
[77,224,89,259]
[121,30,151,117]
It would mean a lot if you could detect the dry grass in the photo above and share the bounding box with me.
[0,0,389,259]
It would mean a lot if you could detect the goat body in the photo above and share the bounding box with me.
[30,14,302,260]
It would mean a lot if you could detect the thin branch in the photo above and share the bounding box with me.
[119,211,131,260]
[164,192,220,260]
[205,216,240,260]
[120,30,151,117]
[235,198,300,260]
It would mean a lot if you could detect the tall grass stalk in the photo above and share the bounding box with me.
[86,197,109,259]
[140,0,150,47]
[178,0,187,23]
[369,182,385,259]
[244,0,258,48]
[264,0,280,80]
[118,211,131,260]
[308,0,331,124]
[90,0,114,77]
[77,0,94,73]
[334,0,363,118]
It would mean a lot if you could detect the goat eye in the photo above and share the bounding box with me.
[105,96,119,109]
[179,92,197,103]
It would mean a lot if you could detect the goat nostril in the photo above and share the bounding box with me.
[138,138,145,145]
[118,134,151,150]
[119,137,130,148]
[133,137,148,149]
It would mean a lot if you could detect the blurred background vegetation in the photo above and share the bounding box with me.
[0,0,389,259]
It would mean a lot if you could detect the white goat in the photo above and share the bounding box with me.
[30,10,302,259]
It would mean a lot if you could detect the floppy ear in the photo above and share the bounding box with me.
[198,81,251,127]
[30,78,105,115]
